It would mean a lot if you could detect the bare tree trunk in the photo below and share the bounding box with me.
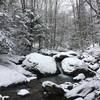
[44,0,48,48]
[53,0,58,49]
[30,0,33,10]
[48,0,53,49]
[34,0,36,11]
[20,0,26,13]
[70,0,77,33]
[89,0,95,46]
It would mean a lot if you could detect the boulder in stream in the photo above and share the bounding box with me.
[22,53,57,77]
[17,89,30,96]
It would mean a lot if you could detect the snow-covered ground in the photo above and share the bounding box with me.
[0,65,27,87]
[22,53,57,74]
[0,55,36,87]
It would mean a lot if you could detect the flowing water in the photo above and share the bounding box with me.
[0,75,73,100]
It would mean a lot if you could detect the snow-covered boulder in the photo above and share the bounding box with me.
[62,57,95,77]
[65,78,100,99]
[82,54,97,63]
[60,82,73,91]
[84,92,95,100]
[62,57,83,74]
[17,89,30,96]
[53,50,78,62]
[73,73,85,81]
[75,98,84,100]
[86,44,100,59]
[0,65,27,87]
[87,63,99,71]
[42,81,65,98]
[22,53,57,76]
[0,54,32,76]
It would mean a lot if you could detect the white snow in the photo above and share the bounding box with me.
[26,76,37,82]
[0,54,32,76]
[0,95,9,100]
[65,79,100,98]
[0,55,36,87]
[53,50,78,59]
[17,89,30,96]
[88,63,99,70]
[84,92,95,100]
[22,53,57,74]
[73,73,85,80]
[42,81,58,88]
[62,57,84,73]
[75,98,84,100]
[40,49,59,55]
[0,65,27,87]
[82,55,97,63]
[86,44,100,58]
[60,82,73,92]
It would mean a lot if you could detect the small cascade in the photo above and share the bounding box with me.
[56,62,70,78]
[56,62,64,75]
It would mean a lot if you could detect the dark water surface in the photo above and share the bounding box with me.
[0,75,73,100]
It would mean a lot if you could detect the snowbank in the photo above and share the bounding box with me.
[0,65,27,87]
[0,55,36,87]
[22,53,57,74]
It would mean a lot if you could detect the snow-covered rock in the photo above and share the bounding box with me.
[60,82,73,91]
[0,54,32,76]
[17,89,30,96]
[73,73,85,81]
[86,44,100,59]
[82,55,97,63]
[84,92,95,100]
[53,50,78,62]
[75,98,84,100]
[97,68,100,74]
[42,81,58,88]
[40,49,59,56]
[42,81,65,97]
[0,54,36,87]
[22,53,57,75]
[62,57,84,74]
[42,76,100,100]
[88,63,99,70]
[26,76,37,82]
[65,79,100,99]
[0,65,27,87]
[0,94,9,100]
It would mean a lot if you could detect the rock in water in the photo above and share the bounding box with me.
[17,89,30,96]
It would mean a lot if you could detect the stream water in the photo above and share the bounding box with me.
[0,75,73,100]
